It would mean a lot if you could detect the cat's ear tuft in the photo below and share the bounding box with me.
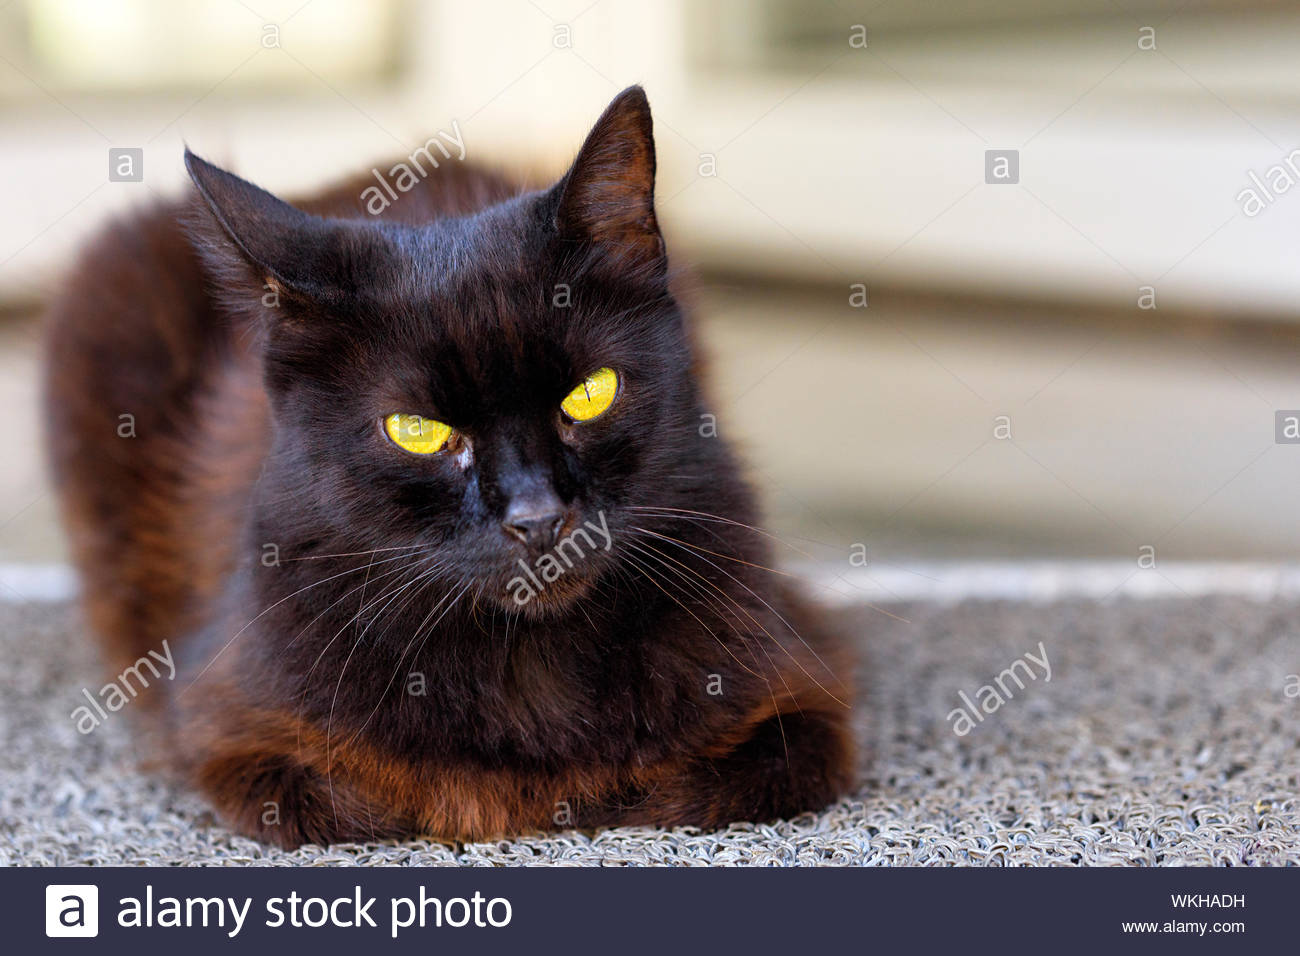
[554,85,663,269]
[184,149,341,301]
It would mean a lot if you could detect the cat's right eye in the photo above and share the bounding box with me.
[383,413,452,455]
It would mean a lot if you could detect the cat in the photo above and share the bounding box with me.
[44,86,856,848]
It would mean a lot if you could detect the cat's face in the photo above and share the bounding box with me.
[266,208,697,616]
[189,87,713,616]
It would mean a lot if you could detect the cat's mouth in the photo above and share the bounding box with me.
[494,560,600,617]
[490,508,614,616]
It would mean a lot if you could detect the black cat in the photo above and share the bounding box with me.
[45,86,855,847]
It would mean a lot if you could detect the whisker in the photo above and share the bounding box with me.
[629,507,916,620]
[343,578,472,748]
[624,537,825,711]
[623,539,784,692]
[281,551,441,657]
[628,504,875,559]
[626,506,817,560]
[632,523,910,626]
[177,545,443,698]
[629,527,853,706]
[280,542,434,562]
[321,557,450,825]
[632,525,796,577]
[620,550,766,682]
[294,553,444,755]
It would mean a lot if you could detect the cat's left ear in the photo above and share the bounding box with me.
[553,85,664,271]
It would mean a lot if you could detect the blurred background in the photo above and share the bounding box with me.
[3,0,1300,593]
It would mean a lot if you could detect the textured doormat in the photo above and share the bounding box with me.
[1,596,1296,866]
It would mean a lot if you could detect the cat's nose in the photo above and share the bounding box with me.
[502,495,566,552]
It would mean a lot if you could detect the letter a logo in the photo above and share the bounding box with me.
[45,885,98,937]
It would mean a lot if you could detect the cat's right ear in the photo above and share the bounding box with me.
[184,149,349,305]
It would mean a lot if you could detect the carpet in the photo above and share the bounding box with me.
[2,592,1297,866]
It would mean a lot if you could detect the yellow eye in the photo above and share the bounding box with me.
[561,367,619,422]
[383,413,452,455]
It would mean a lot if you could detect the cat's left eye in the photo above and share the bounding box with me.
[561,367,619,422]
[383,413,452,455]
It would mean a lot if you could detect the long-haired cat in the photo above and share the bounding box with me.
[44,86,855,847]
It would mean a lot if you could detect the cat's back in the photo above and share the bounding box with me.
[44,196,248,676]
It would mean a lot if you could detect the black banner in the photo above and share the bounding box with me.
[9,866,1287,953]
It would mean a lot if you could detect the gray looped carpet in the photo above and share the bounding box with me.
[2,593,1297,865]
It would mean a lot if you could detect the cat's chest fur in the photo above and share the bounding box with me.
[180,559,756,774]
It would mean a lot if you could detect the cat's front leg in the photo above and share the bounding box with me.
[614,705,856,830]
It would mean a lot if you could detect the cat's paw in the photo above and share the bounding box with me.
[197,752,414,849]
[618,709,855,830]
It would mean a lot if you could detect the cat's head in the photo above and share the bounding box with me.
[186,87,739,617]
